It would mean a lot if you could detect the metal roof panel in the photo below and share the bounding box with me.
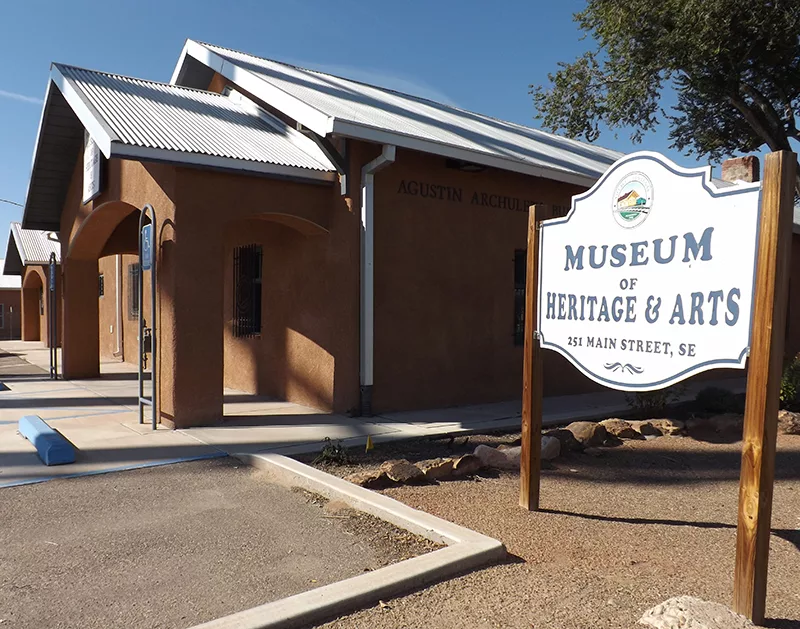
[55,64,336,173]
[181,41,623,184]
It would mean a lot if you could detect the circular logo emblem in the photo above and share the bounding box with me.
[612,172,653,228]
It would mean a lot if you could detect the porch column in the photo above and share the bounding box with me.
[62,259,100,378]
[157,218,224,428]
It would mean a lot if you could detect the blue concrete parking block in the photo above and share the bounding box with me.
[18,415,76,466]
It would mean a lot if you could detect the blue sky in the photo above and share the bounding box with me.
[0,0,728,254]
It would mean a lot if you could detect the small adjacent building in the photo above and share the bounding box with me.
[0,259,21,341]
[3,223,60,344]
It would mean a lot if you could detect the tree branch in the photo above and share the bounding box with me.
[727,92,784,151]
[740,83,793,150]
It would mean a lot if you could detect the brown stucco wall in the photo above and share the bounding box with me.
[177,165,358,418]
[370,146,597,411]
[0,288,21,340]
[98,254,151,363]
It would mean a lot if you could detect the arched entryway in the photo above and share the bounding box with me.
[62,200,142,378]
[21,268,44,342]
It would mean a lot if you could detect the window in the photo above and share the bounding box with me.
[98,273,105,298]
[514,250,526,345]
[0,304,5,329]
[39,288,44,315]
[233,245,263,337]
[128,263,140,320]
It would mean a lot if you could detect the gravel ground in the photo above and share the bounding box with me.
[0,457,437,629]
[312,433,800,629]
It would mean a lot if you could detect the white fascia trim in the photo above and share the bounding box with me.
[360,145,396,388]
[9,224,29,267]
[169,41,191,85]
[332,119,601,188]
[109,143,336,183]
[50,65,115,158]
[175,40,335,137]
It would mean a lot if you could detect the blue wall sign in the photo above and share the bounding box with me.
[141,224,153,271]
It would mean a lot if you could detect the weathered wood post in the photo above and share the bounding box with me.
[520,204,548,511]
[733,150,796,623]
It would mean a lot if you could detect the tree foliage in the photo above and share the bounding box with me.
[533,0,800,163]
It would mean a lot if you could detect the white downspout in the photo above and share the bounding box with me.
[113,254,123,358]
[360,144,396,416]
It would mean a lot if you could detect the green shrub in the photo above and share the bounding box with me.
[313,437,349,466]
[780,355,800,410]
[694,386,744,414]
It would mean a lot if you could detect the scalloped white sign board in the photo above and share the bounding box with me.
[537,151,761,391]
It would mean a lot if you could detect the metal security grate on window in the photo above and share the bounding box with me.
[514,249,526,345]
[128,263,140,320]
[233,245,263,338]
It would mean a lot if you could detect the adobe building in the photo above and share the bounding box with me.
[25,40,778,430]
[3,224,60,344]
[0,259,21,341]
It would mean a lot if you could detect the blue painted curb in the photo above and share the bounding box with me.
[18,415,76,466]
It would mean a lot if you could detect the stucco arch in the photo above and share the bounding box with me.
[22,266,45,342]
[66,201,140,262]
[23,265,46,289]
[253,212,329,236]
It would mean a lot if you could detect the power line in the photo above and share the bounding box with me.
[0,198,23,207]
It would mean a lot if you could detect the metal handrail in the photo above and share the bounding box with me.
[138,204,158,430]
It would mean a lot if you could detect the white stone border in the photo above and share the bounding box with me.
[189,453,506,629]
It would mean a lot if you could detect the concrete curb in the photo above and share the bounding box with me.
[188,453,506,629]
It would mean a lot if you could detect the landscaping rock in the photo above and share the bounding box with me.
[639,595,754,629]
[345,470,395,489]
[379,459,426,484]
[417,458,455,481]
[502,445,522,466]
[474,444,515,469]
[600,418,643,440]
[453,454,484,476]
[778,410,800,435]
[647,418,686,436]
[631,420,662,436]
[687,414,744,437]
[540,435,560,460]
[565,421,607,447]
[544,428,583,452]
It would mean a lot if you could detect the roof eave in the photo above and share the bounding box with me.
[331,119,601,187]
[110,143,336,184]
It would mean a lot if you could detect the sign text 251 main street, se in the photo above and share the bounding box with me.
[537,151,761,390]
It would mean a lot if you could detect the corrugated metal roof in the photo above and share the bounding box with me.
[55,64,335,174]
[10,222,61,265]
[0,260,22,289]
[174,41,622,186]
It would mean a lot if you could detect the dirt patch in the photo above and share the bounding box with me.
[310,434,800,629]
[0,457,437,629]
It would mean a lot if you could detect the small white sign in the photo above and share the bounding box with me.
[82,132,101,204]
[537,151,761,391]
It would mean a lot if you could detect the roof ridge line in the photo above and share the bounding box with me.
[53,62,231,99]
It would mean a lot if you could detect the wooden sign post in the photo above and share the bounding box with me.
[733,150,796,624]
[520,204,547,511]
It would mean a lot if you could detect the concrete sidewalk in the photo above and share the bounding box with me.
[0,341,744,488]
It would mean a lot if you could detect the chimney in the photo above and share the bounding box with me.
[721,155,760,183]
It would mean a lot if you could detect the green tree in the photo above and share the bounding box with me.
[533,0,800,183]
